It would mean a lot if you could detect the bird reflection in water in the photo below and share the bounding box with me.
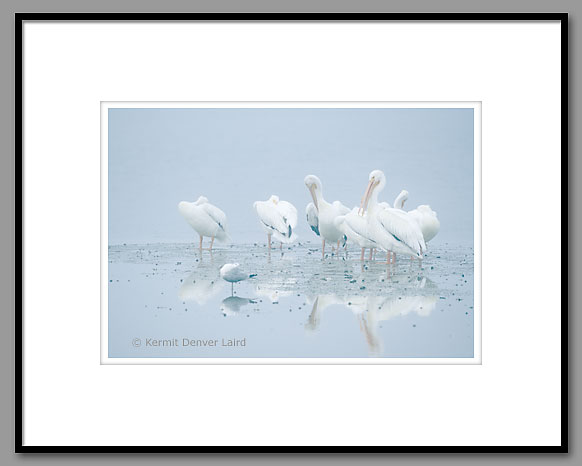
[220,296,256,316]
[179,270,224,306]
[306,293,438,356]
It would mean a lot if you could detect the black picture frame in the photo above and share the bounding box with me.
[15,12,569,453]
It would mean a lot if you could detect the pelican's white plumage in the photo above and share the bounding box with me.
[393,190,409,210]
[304,175,349,256]
[253,195,298,248]
[178,196,229,250]
[306,202,319,236]
[393,189,440,244]
[334,208,377,260]
[361,170,426,259]
[408,205,440,244]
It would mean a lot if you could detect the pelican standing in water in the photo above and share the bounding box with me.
[360,170,426,263]
[304,175,349,258]
[253,195,298,249]
[393,189,440,246]
[178,196,230,251]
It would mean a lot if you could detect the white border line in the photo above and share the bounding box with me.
[100,101,482,365]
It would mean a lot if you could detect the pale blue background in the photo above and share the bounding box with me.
[108,108,474,245]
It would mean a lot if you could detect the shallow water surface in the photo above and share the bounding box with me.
[108,242,474,359]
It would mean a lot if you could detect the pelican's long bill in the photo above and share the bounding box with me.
[309,184,319,210]
[359,178,377,215]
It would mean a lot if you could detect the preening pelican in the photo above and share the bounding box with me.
[304,175,349,257]
[393,190,440,245]
[360,170,426,262]
[393,190,409,210]
[178,196,230,250]
[253,195,298,249]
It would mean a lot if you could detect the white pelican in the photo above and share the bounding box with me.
[219,263,257,295]
[304,175,349,257]
[334,208,377,261]
[253,195,298,249]
[178,196,230,251]
[393,190,440,245]
[360,170,426,262]
[393,190,409,210]
[408,205,440,244]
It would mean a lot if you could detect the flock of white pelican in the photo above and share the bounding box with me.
[178,169,439,263]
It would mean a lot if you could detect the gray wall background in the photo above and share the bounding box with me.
[1,1,576,465]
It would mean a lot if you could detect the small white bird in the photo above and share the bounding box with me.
[393,190,440,245]
[219,263,257,294]
[304,175,350,257]
[253,195,298,249]
[178,196,230,251]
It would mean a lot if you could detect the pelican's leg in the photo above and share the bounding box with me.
[387,252,390,265]
[369,248,373,260]
[231,282,234,296]
[208,236,215,251]
[360,248,365,261]
[336,239,340,254]
[280,242,283,250]
[322,239,326,258]
[268,233,272,250]
[199,235,203,250]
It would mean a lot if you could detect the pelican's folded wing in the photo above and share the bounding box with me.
[306,202,319,236]
[376,208,426,255]
[278,200,298,229]
[343,212,373,242]
[201,203,228,232]
[255,202,288,237]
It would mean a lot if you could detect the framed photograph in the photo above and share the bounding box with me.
[102,101,480,364]
[17,13,567,452]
